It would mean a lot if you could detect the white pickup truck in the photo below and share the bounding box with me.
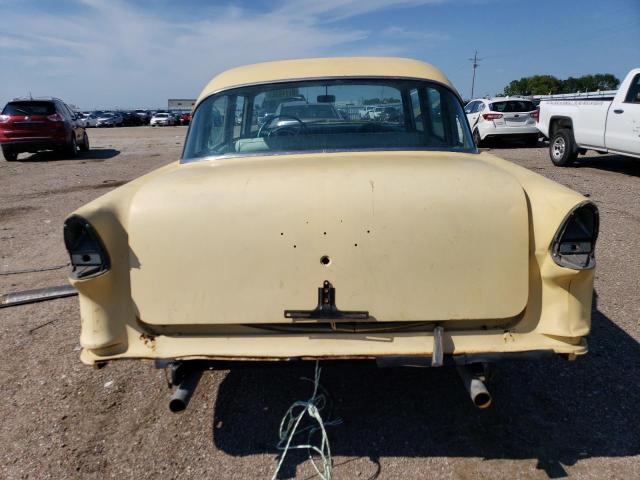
[537,68,640,166]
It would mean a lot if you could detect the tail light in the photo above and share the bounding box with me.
[482,113,503,120]
[47,113,63,122]
[0,114,10,123]
[551,202,599,270]
[64,215,110,279]
[530,109,540,121]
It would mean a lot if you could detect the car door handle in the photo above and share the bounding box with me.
[613,109,624,114]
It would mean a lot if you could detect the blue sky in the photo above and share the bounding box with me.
[0,0,638,109]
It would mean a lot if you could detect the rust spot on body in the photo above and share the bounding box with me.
[140,333,157,350]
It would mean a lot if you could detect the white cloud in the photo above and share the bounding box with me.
[0,0,450,108]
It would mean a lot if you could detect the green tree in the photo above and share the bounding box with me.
[505,73,620,95]
[504,75,562,95]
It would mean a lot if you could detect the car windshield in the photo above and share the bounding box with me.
[183,79,474,161]
[2,101,56,115]
[490,100,536,112]
[156,113,168,117]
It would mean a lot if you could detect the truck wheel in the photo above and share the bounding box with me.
[473,129,484,148]
[549,129,577,166]
[2,147,18,161]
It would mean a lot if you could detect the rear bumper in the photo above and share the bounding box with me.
[79,326,587,364]
[0,137,66,152]
[154,350,558,371]
[480,125,539,139]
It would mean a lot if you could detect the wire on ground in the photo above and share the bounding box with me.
[271,361,342,480]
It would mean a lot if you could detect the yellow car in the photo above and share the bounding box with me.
[64,58,598,410]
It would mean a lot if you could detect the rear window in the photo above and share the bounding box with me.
[489,101,536,113]
[183,78,475,162]
[2,101,56,116]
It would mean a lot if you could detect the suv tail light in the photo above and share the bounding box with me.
[64,215,110,279]
[530,109,540,121]
[47,113,63,122]
[551,202,599,270]
[482,113,503,120]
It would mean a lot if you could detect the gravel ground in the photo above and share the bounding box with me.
[1,127,638,479]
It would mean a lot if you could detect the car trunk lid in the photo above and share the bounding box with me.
[128,152,530,326]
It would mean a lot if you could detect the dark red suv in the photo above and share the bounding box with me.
[0,98,89,161]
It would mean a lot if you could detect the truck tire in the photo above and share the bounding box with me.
[2,147,18,161]
[549,129,577,166]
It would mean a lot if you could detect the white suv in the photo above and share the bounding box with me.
[464,97,539,147]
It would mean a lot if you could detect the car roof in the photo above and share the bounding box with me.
[196,57,453,107]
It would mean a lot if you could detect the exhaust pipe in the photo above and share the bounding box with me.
[456,365,492,409]
[1,285,77,308]
[169,369,202,413]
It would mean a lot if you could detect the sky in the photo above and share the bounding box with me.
[0,0,638,109]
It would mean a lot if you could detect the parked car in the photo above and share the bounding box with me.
[537,68,640,166]
[150,112,175,126]
[180,112,192,125]
[134,110,151,125]
[96,112,123,127]
[465,97,539,147]
[66,58,598,412]
[358,106,375,119]
[0,97,89,161]
[366,106,385,120]
[121,111,144,126]
[82,113,98,127]
[381,106,402,122]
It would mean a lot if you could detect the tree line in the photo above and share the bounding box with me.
[503,73,620,96]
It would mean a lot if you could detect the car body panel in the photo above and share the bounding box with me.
[196,57,456,106]
[66,58,594,365]
[127,152,529,326]
[69,149,592,363]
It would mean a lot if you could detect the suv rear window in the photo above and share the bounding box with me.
[2,101,56,116]
[489,101,536,113]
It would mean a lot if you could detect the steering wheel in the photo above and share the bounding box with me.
[257,114,306,137]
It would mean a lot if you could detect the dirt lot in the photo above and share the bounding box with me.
[1,127,638,479]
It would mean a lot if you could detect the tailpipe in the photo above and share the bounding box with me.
[456,365,492,409]
[169,369,203,413]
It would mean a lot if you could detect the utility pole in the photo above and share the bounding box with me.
[468,50,482,99]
